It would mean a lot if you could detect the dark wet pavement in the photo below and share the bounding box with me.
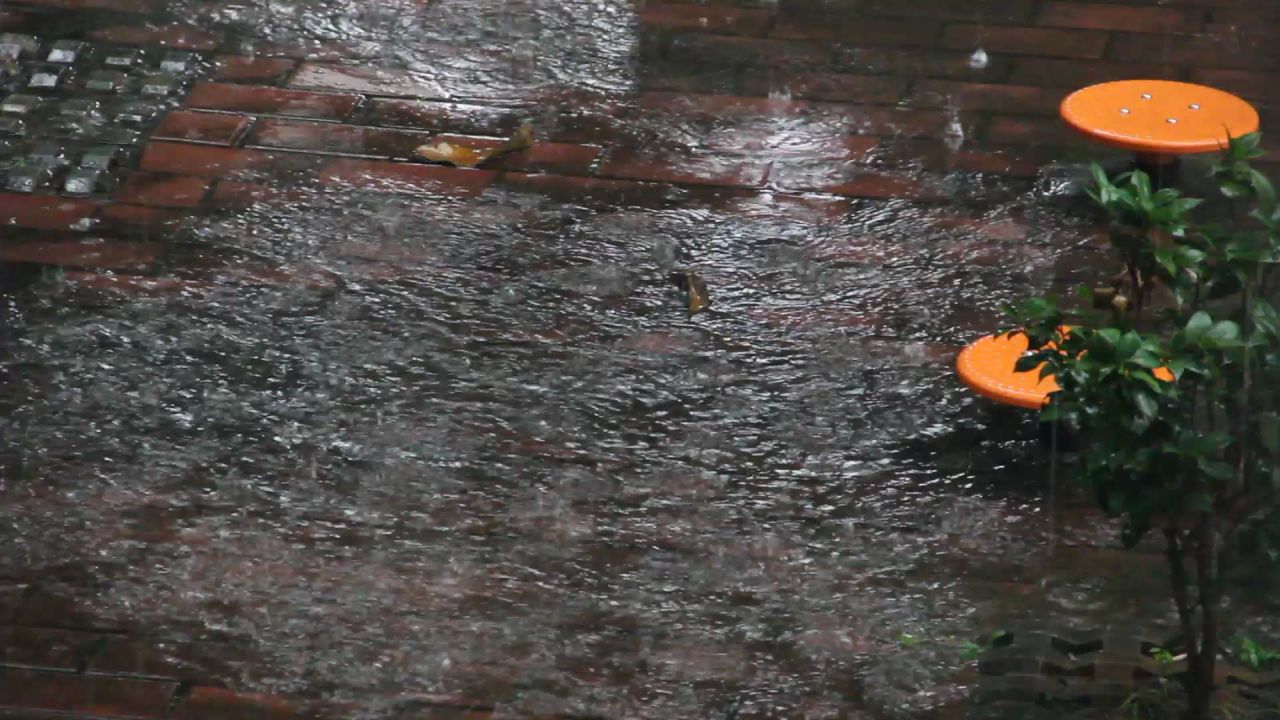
[2,0,1280,717]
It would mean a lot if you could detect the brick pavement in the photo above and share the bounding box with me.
[0,0,1275,290]
[1,0,1279,716]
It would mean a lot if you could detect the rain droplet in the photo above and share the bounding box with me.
[942,110,964,151]
[968,48,989,70]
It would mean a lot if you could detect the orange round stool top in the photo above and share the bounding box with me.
[1061,80,1259,156]
[957,331,1175,410]
[957,332,1059,410]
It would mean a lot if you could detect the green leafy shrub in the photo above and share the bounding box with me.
[1007,133,1280,720]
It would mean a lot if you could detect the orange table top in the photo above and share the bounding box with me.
[1060,80,1259,155]
[957,332,1058,410]
[957,331,1175,410]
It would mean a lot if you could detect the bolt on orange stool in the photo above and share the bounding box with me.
[1061,79,1259,182]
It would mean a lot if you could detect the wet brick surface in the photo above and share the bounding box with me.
[0,0,1279,717]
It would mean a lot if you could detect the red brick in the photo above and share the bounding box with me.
[861,0,1035,23]
[317,159,495,197]
[290,63,445,99]
[368,98,520,136]
[0,668,176,718]
[0,10,30,29]
[880,140,1048,178]
[96,204,185,237]
[0,627,100,669]
[784,167,945,201]
[247,118,427,157]
[639,3,771,35]
[209,181,311,208]
[14,0,155,11]
[1009,57,1181,87]
[171,687,298,720]
[113,173,211,208]
[766,138,880,189]
[909,80,1059,114]
[598,147,769,188]
[664,34,830,70]
[1108,32,1275,69]
[218,264,345,290]
[420,134,601,175]
[833,47,1011,81]
[213,56,298,83]
[639,91,807,117]
[1038,2,1203,33]
[153,110,251,145]
[0,238,161,271]
[823,104,955,138]
[366,97,620,146]
[1188,69,1277,101]
[0,584,26,625]
[91,638,236,682]
[0,194,99,232]
[61,272,214,296]
[757,72,904,104]
[186,82,359,120]
[941,24,1109,59]
[987,114,1082,146]
[494,173,669,207]
[139,142,323,181]
[1202,9,1276,46]
[220,38,362,62]
[88,23,221,51]
[773,16,942,46]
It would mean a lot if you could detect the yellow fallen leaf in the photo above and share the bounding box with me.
[492,122,534,157]
[414,141,490,168]
[413,123,535,168]
[686,272,709,314]
[670,271,709,314]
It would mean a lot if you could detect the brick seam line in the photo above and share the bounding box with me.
[177,106,345,125]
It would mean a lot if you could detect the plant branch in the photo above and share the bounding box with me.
[1194,512,1220,719]
[1164,528,1199,678]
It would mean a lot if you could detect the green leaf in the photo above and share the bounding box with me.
[1259,414,1280,453]
[1254,300,1279,339]
[1220,180,1251,199]
[1186,311,1212,342]
[1205,320,1242,348]
[1130,349,1161,369]
[1172,197,1204,215]
[1198,457,1235,481]
[1132,171,1152,200]
[1251,169,1277,217]
[1176,245,1206,266]
[1038,404,1061,424]
[1116,332,1141,360]
[1133,391,1159,420]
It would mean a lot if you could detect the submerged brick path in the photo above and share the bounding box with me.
[1,0,1279,716]
[1,0,1276,285]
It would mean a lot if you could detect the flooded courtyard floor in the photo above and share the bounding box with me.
[1,0,1279,717]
